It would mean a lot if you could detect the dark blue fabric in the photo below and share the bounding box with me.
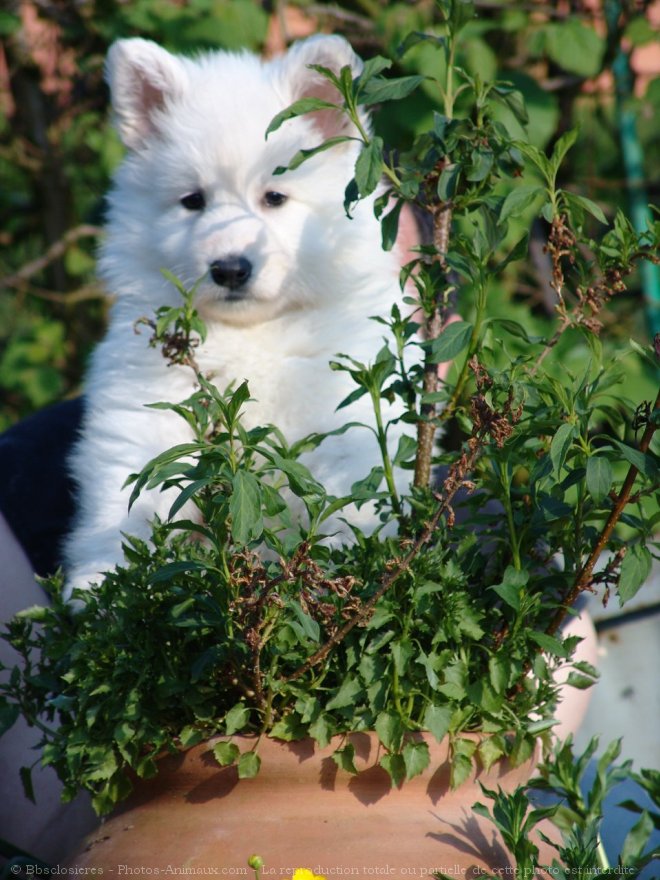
[0,398,83,577]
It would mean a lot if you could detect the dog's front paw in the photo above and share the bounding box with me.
[61,569,107,604]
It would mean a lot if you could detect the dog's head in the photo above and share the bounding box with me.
[103,36,382,326]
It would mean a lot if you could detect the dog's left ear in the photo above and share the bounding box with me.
[106,39,190,150]
[280,35,368,139]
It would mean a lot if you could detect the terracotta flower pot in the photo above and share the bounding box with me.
[68,733,556,876]
[553,606,599,740]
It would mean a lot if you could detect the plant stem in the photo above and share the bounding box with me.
[546,386,660,636]
[371,386,402,516]
[440,277,487,423]
[413,203,453,488]
[500,462,522,570]
[284,437,484,683]
[412,25,460,490]
[596,836,610,872]
[444,37,457,120]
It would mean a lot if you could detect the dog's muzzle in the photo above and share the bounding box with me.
[210,257,252,292]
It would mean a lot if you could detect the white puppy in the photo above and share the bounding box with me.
[63,35,412,597]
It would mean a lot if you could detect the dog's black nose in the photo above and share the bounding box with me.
[210,257,252,290]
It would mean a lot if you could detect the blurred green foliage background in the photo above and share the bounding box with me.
[0,0,658,430]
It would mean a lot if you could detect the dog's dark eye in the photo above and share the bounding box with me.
[180,191,206,211]
[263,191,287,208]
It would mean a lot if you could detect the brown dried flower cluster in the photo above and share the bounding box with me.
[436,357,523,528]
[544,213,632,333]
[134,315,201,370]
[574,265,628,335]
[591,546,628,608]
[535,215,640,370]
[545,214,577,301]
[227,544,363,700]
[468,356,523,449]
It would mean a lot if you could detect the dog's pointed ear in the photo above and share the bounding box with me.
[280,35,367,139]
[106,39,189,150]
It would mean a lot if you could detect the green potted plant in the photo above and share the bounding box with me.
[1,1,658,873]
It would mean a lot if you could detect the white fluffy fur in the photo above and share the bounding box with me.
[63,36,412,597]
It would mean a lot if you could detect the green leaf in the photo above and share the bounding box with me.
[487,317,545,345]
[359,56,392,82]
[550,422,577,475]
[428,321,473,364]
[19,766,36,804]
[267,454,324,498]
[326,677,362,711]
[608,439,659,481]
[14,604,49,622]
[450,738,477,789]
[565,671,597,690]
[489,566,528,613]
[438,660,469,701]
[127,442,203,507]
[273,136,353,175]
[495,233,529,272]
[288,601,320,643]
[359,75,423,106]
[397,31,446,58]
[391,640,413,676]
[563,192,608,226]
[403,740,431,780]
[261,482,287,517]
[515,142,553,184]
[0,700,20,736]
[354,136,384,198]
[423,704,453,743]
[494,87,529,126]
[380,752,406,787]
[85,750,119,782]
[332,743,358,774]
[499,185,544,223]
[488,655,510,695]
[375,711,404,751]
[148,560,209,585]
[510,733,535,767]
[549,128,579,178]
[466,148,494,182]
[529,631,571,658]
[237,750,261,779]
[629,338,660,370]
[416,649,440,689]
[618,544,653,605]
[625,17,658,47]
[380,199,404,252]
[0,12,20,37]
[478,736,505,772]
[230,470,263,544]
[168,477,211,520]
[308,714,333,748]
[437,164,460,201]
[212,741,240,767]
[270,714,306,741]
[225,703,250,735]
[265,98,339,138]
[620,810,654,864]
[545,20,605,78]
[586,455,613,505]
[449,0,476,31]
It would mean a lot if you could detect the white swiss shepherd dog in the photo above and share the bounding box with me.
[63,35,417,599]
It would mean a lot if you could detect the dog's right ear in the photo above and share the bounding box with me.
[106,39,189,150]
[280,35,368,140]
